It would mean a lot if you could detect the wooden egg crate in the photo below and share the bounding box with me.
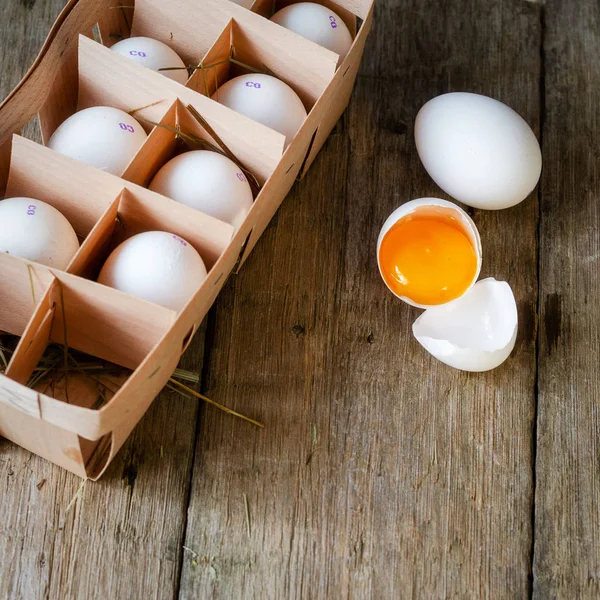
[0,0,374,478]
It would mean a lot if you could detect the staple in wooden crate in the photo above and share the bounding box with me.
[0,248,179,463]
[0,257,106,477]
[0,396,92,477]
[96,2,134,47]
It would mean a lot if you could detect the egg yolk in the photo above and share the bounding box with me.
[378,212,478,305]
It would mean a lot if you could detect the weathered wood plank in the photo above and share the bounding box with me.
[179,1,541,597]
[0,4,203,599]
[533,1,600,597]
[1,342,204,599]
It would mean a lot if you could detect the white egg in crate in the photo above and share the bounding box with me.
[212,74,307,146]
[271,2,353,61]
[150,150,253,228]
[0,197,80,269]
[111,37,189,85]
[412,278,518,372]
[97,231,208,311]
[415,92,542,210]
[48,106,148,176]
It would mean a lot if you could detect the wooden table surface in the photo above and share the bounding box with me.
[1,0,599,598]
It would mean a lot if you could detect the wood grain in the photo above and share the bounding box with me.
[179,1,540,598]
[0,2,201,598]
[533,0,600,597]
[7,0,600,598]
[0,0,64,143]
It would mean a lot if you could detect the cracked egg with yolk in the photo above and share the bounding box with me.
[377,198,482,308]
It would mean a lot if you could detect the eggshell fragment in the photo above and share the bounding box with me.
[48,106,148,176]
[415,92,542,210]
[212,74,307,146]
[149,150,253,228]
[0,197,79,269]
[98,231,207,311]
[377,198,482,308]
[111,37,188,85]
[412,278,518,372]
[270,3,353,61]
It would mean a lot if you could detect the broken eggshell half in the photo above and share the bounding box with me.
[412,278,518,372]
[376,198,483,309]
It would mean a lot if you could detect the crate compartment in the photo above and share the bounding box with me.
[187,13,337,113]
[4,260,174,376]
[10,135,234,270]
[131,0,246,62]
[122,97,265,212]
[76,35,285,183]
[87,184,233,284]
[5,136,124,275]
[38,38,178,167]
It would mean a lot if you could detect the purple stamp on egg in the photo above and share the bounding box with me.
[329,15,338,28]
[27,204,36,216]
[236,172,246,182]
[119,122,135,133]
[172,235,188,247]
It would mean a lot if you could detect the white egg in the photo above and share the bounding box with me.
[111,37,188,85]
[377,198,482,308]
[412,278,518,372]
[0,197,79,269]
[98,231,207,311]
[48,106,148,175]
[212,74,307,146]
[271,3,353,61]
[149,151,253,228]
[415,92,542,210]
